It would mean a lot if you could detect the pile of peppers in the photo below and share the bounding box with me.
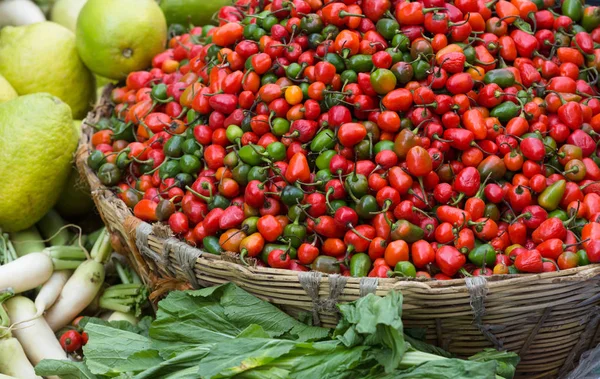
[88,0,600,279]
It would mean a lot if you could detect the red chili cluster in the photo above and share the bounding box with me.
[89,0,600,279]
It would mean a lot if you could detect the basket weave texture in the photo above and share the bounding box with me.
[77,86,600,379]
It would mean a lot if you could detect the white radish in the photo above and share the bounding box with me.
[45,260,105,331]
[0,373,23,379]
[0,253,53,294]
[0,337,40,379]
[34,270,71,315]
[0,0,46,27]
[4,296,66,367]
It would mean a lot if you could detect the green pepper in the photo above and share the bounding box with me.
[483,69,515,88]
[468,244,497,268]
[340,69,357,83]
[159,160,181,179]
[97,163,121,186]
[224,151,239,168]
[324,53,345,73]
[484,203,500,222]
[356,195,378,219]
[181,138,202,156]
[411,59,430,80]
[203,236,222,255]
[261,15,279,31]
[577,250,590,266]
[490,102,521,123]
[174,173,193,188]
[226,125,243,143]
[206,44,221,60]
[307,33,324,49]
[543,136,557,155]
[179,154,201,174]
[315,151,336,172]
[562,0,583,22]
[390,61,414,84]
[571,217,588,235]
[238,144,265,166]
[151,83,168,101]
[346,54,373,73]
[111,121,135,142]
[242,216,259,234]
[301,13,323,34]
[232,164,251,186]
[261,244,298,263]
[316,169,333,189]
[247,166,269,182]
[272,118,290,136]
[582,6,600,32]
[266,142,286,161]
[350,253,372,277]
[462,45,476,64]
[548,209,569,221]
[538,180,566,211]
[345,174,369,199]
[354,140,372,160]
[392,33,410,51]
[390,220,424,243]
[311,255,341,274]
[287,205,307,222]
[88,149,106,171]
[386,48,403,64]
[164,135,185,157]
[311,129,336,152]
[394,261,416,278]
[376,18,399,40]
[374,140,395,154]
[281,185,305,207]
[322,24,339,39]
[329,199,347,213]
[261,73,278,86]
[283,217,307,248]
[508,265,519,274]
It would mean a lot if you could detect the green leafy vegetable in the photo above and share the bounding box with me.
[36,283,518,379]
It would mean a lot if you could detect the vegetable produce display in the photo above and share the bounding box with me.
[34,282,520,379]
[0,209,149,378]
[88,0,600,279]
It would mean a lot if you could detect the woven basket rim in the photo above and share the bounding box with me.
[78,84,600,291]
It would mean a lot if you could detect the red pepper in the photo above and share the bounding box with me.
[510,30,539,58]
[532,218,567,244]
[436,245,466,277]
[514,250,543,273]
[586,239,600,263]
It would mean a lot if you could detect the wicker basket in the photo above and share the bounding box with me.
[77,87,600,379]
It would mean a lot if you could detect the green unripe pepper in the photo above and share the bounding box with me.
[562,0,583,22]
[203,236,222,255]
[346,54,373,72]
[238,144,265,166]
[468,244,497,268]
[356,195,378,219]
[538,180,566,211]
[311,255,341,274]
[350,253,372,277]
[394,261,416,278]
[490,102,521,123]
[281,185,305,207]
[484,69,515,88]
[316,150,337,170]
[390,220,424,243]
[311,129,336,152]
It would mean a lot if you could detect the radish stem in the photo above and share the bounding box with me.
[99,283,148,316]
[8,227,44,257]
[36,210,72,247]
